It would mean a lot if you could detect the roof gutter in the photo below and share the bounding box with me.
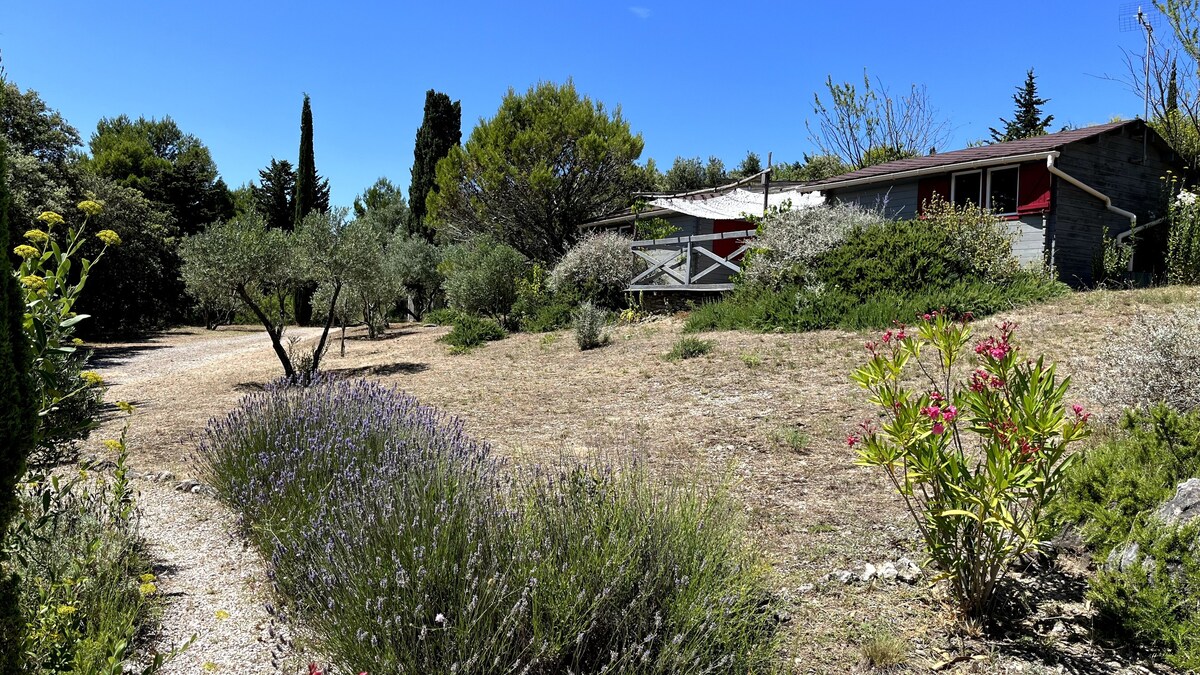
[801,151,1062,193]
[1045,154,1137,230]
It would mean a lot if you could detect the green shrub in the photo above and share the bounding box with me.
[666,337,714,361]
[441,315,506,351]
[548,232,642,310]
[422,307,462,325]
[739,202,884,289]
[573,301,609,350]
[1089,522,1200,670]
[684,274,1067,334]
[440,238,528,320]
[10,413,178,673]
[1167,180,1200,284]
[852,315,1090,616]
[196,378,780,674]
[1053,406,1200,556]
[510,264,574,333]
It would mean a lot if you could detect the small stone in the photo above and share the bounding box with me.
[860,563,877,583]
[125,469,141,479]
[835,570,854,584]
[796,583,815,594]
[1106,541,1141,572]
[879,562,898,581]
[896,557,922,583]
[176,479,200,492]
[1156,478,1200,526]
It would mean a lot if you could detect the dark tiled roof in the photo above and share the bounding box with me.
[804,120,1138,190]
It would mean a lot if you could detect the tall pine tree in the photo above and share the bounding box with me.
[408,90,461,240]
[252,158,296,230]
[989,68,1054,143]
[0,142,36,669]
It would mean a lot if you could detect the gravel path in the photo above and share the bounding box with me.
[88,327,323,674]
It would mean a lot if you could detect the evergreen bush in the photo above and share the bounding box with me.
[572,301,609,350]
[548,232,641,309]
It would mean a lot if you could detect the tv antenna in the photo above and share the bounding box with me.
[1119,3,1164,121]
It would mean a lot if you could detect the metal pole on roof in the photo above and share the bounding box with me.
[1139,6,1153,161]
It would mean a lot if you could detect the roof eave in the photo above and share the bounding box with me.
[801,150,1063,193]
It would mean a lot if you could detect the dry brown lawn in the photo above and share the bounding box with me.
[85,286,1199,674]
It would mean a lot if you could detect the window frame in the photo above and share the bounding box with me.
[985,165,1021,217]
[950,169,983,209]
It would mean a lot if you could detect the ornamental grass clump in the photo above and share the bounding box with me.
[850,313,1090,617]
[573,301,609,350]
[197,377,779,673]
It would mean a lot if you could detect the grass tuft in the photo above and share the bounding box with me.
[666,336,715,361]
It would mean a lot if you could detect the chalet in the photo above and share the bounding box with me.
[796,120,1182,286]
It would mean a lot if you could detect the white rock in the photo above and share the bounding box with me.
[879,562,898,581]
[860,563,877,583]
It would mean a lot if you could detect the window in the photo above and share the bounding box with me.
[950,165,1021,214]
[952,171,981,208]
[987,166,1019,215]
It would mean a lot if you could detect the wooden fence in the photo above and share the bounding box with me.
[628,229,756,291]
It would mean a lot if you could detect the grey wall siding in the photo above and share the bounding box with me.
[1052,125,1178,285]
[1011,215,1047,268]
[826,180,919,219]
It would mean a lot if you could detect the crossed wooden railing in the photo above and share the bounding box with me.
[628,229,756,291]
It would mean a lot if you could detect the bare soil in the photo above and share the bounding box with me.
[85,287,1200,674]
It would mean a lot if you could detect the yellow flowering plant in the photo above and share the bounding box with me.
[14,200,119,462]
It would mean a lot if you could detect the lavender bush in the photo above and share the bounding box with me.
[197,377,778,673]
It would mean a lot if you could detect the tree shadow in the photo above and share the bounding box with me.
[980,560,1164,673]
[342,328,418,342]
[88,344,170,368]
[325,362,430,378]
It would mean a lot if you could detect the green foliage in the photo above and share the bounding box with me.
[769,154,850,182]
[1089,521,1200,669]
[250,158,296,231]
[16,203,114,464]
[180,214,301,376]
[71,173,181,337]
[633,217,678,240]
[572,301,609,350]
[196,378,779,673]
[510,264,574,332]
[408,90,462,239]
[1092,227,1133,288]
[440,238,528,320]
[666,337,714,361]
[852,316,1090,616]
[735,151,762,178]
[1167,178,1200,284]
[740,202,885,289]
[386,232,443,319]
[0,139,37,670]
[83,114,232,236]
[0,81,81,237]
[1054,406,1200,555]
[429,80,644,262]
[989,68,1054,143]
[421,307,462,325]
[684,274,1065,334]
[441,315,506,351]
[548,232,641,310]
[663,156,727,192]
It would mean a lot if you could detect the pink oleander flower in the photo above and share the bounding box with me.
[943,405,958,423]
[932,422,945,435]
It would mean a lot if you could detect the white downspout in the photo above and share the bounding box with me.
[1046,154,1139,276]
[1046,154,1137,230]
[1116,216,1168,272]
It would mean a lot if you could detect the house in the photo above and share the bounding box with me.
[796,120,1182,285]
[580,174,822,290]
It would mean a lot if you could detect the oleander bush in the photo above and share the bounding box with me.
[196,378,780,674]
[1089,309,1200,416]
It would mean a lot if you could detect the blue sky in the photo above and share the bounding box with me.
[2,1,1157,207]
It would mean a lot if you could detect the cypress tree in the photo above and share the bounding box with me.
[989,68,1054,143]
[293,94,320,325]
[1168,61,1180,114]
[0,142,36,669]
[407,90,461,240]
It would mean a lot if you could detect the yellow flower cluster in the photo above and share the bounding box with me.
[37,211,65,226]
[81,371,105,387]
[102,439,123,452]
[140,573,156,583]
[20,275,47,292]
[97,229,122,246]
[77,200,104,217]
[56,604,78,616]
[13,244,38,259]
[138,581,157,596]
[215,609,230,620]
[24,229,49,244]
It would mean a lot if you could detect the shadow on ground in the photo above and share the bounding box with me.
[88,344,170,368]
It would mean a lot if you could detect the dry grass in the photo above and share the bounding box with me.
[83,287,1200,674]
